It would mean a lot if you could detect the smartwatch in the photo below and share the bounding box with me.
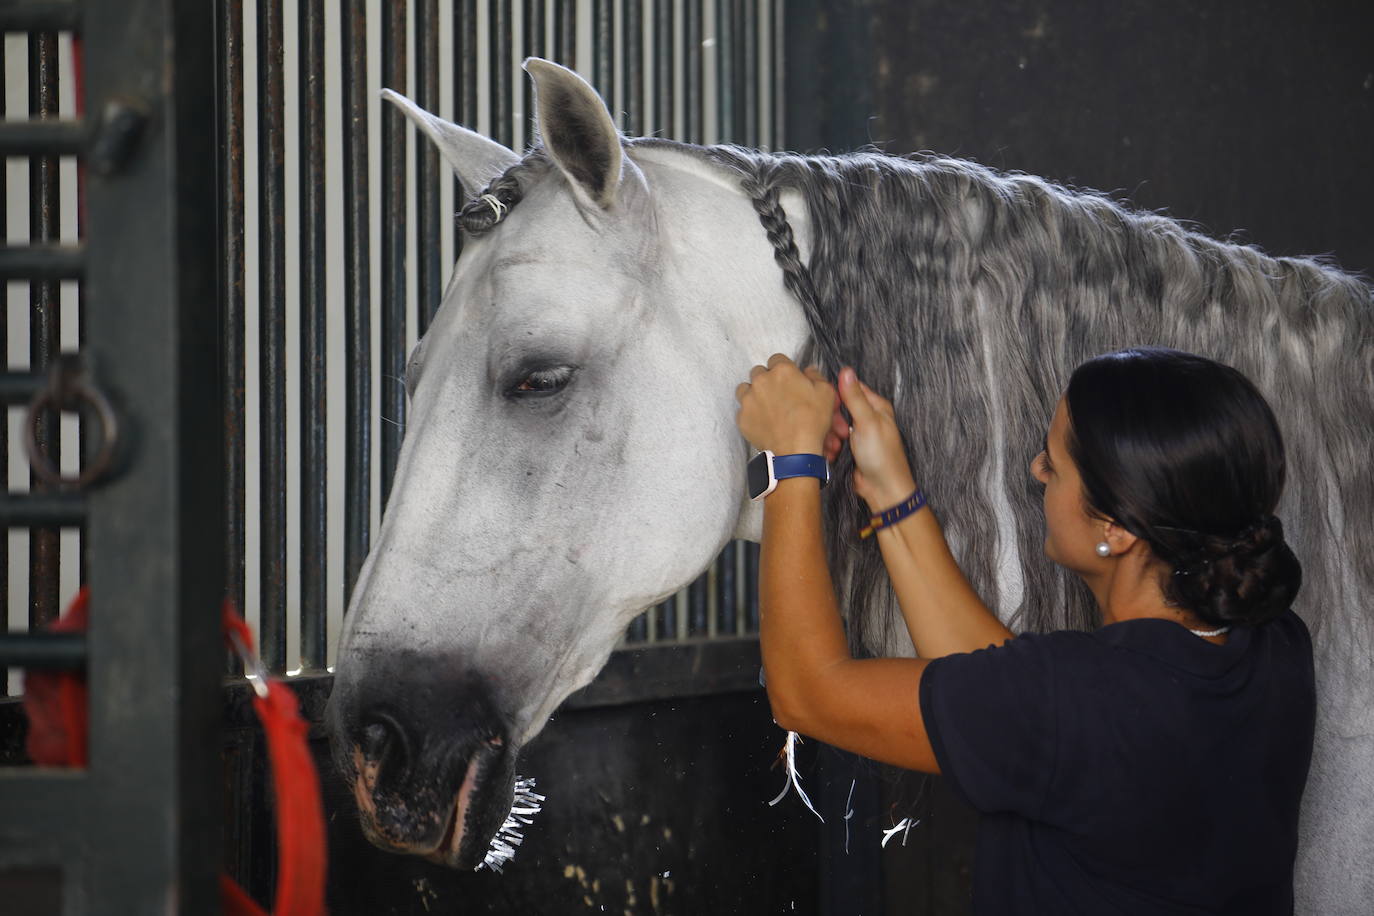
[747,450,830,500]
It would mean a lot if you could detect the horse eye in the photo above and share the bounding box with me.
[511,366,575,397]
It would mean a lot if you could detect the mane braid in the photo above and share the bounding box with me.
[735,168,844,373]
[458,149,552,235]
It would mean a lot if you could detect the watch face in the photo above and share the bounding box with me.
[747,451,773,500]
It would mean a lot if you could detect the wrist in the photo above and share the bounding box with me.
[770,441,826,458]
[866,477,919,511]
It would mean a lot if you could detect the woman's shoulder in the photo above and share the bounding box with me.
[951,608,1311,678]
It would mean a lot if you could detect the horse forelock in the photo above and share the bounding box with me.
[457,148,554,235]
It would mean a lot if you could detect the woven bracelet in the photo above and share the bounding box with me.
[858,488,928,539]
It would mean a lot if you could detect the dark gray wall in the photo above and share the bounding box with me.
[789,0,1374,277]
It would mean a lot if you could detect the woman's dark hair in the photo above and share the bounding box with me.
[1065,347,1302,627]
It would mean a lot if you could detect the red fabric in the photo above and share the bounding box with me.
[23,586,90,767]
[23,590,326,915]
[223,607,328,916]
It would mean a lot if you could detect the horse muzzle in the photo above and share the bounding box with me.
[326,659,520,869]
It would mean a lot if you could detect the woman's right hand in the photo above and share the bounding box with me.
[837,367,918,512]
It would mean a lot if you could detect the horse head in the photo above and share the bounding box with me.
[325,59,809,868]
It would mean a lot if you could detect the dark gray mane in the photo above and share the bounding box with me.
[460,139,1374,657]
[707,143,1374,656]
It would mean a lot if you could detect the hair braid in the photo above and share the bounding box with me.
[738,169,845,374]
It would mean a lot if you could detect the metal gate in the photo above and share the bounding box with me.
[0,1,225,912]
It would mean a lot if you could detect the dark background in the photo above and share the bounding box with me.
[789,0,1374,279]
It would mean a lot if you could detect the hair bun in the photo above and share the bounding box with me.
[1170,516,1302,627]
[1232,515,1281,557]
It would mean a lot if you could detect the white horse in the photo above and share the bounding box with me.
[325,58,1374,913]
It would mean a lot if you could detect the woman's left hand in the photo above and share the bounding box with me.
[735,354,848,459]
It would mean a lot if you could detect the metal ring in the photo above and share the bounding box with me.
[227,627,271,701]
[24,362,120,490]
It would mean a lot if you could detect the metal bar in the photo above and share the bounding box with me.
[744,540,760,631]
[257,0,287,673]
[81,0,226,902]
[0,4,82,32]
[379,0,406,511]
[0,42,7,694]
[453,0,477,234]
[416,0,441,336]
[0,372,44,404]
[654,0,673,138]
[299,0,327,672]
[29,30,61,630]
[460,0,479,127]
[75,34,89,590]
[490,0,512,148]
[742,0,757,148]
[716,0,734,142]
[457,0,478,153]
[620,0,642,135]
[218,0,247,630]
[0,121,86,156]
[0,243,85,280]
[771,0,783,147]
[688,572,708,637]
[685,0,702,143]
[342,0,372,606]
[592,0,613,111]
[716,541,737,635]
[0,493,86,527]
[522,0,545,141]
[655,595,676,643]
[452,0,477,280]
[626,610,648,643]
[553,0,576,68]
[0,632,86,670]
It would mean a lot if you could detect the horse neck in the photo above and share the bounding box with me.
[629,143,817,541]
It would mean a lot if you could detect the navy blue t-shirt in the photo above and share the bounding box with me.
[918,610,1315,915]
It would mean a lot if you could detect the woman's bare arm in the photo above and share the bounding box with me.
[758,476,940,773]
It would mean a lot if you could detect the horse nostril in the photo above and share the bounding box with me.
[359,713,410,779]
[361,722,390,760]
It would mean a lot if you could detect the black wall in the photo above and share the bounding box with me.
[789,0,1374,277]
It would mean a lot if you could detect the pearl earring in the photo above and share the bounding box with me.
[1095,541,1111,558]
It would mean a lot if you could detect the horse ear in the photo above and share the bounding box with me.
[380,89,520,198]
[524,58,624,210]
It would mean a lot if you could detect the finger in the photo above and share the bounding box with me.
[803,365,827,383]
[823,432,841,463]
[749,363,768,382]
[831,406,850,441]
[766,353,793,369]
[857,380,896,419]
[838,367,881,424]
[734,381,751,402]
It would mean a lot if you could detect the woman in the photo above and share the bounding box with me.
[735,346,1315,915]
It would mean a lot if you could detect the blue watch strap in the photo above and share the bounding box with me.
[771,453,829,487]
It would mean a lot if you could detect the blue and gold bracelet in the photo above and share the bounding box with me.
[858,488,928,539]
